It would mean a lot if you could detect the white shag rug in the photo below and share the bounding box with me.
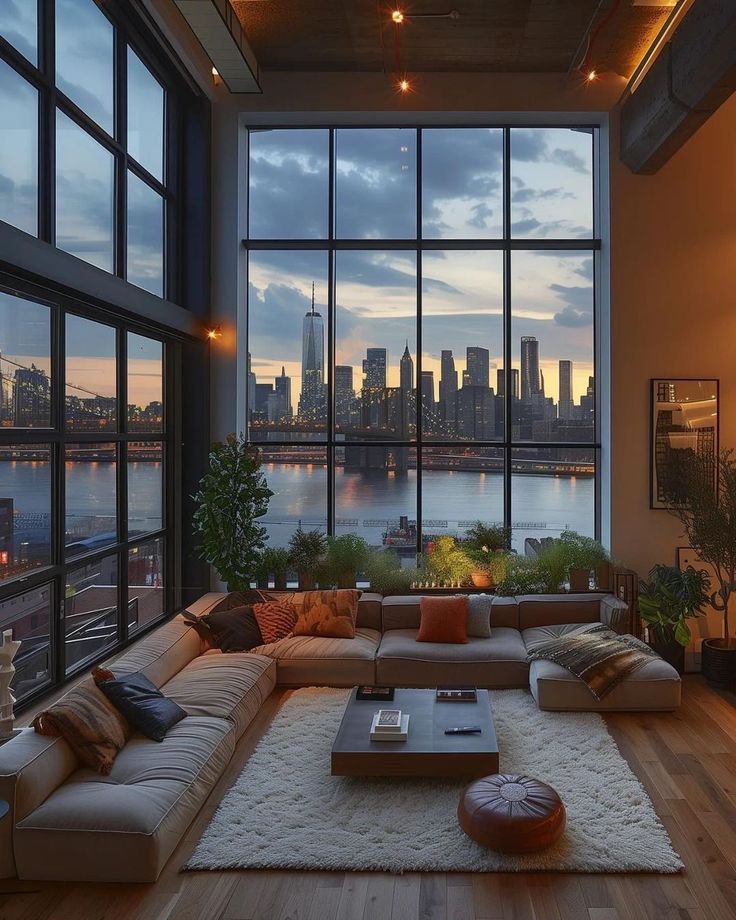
[186,688,682,874]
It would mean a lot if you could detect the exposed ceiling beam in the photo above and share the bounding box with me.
[620,0,736,173]
[174,0,261,93]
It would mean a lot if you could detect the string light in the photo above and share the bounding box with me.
[587,69,597,82]
[391,9,404,23]
[206,325,223,342]
[398,77,411,93]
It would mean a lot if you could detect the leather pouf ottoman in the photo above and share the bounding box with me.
[458,774,566,853]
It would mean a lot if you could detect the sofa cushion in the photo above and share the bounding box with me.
[467,594,493,638]
[93,668,186,742]
[522,623,681,711]
[382,595,520,631]
[517,594,605,630]
[14,716,234,882]
[192,604,264,652]
[417,595,468,644]
[253,600,298,644]
[161,651,276,737]
[111,616,201,688]
[293,589,359,639]
[261,590,383,631]
[376,627,529,689]
[250,627,380,687]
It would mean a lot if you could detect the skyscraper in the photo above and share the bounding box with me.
[558,360,573,420]
[274,366,293,419]
[298,283,325,420]
[363,348,387,390]
[399,342,413,392]
[247,351,256,420]
[520,336,541,399]
[496,367,519,399]
[13,365,50,427]
[466,346,490,388]
[420,371,435,431]
[335,364,354,427]
[439,349,458,428]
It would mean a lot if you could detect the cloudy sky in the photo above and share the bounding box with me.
[248,126,594,405]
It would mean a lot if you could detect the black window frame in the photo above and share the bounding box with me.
[244,125,602,551]
[0,271,180,710]
[0,0,177,299]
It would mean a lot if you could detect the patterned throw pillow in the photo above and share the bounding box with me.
[32,681,132,775]
[252,600,298,644]
[293,589,360,639]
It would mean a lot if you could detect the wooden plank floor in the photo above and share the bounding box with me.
[2,675,735,920]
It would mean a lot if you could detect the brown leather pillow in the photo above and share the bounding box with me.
[293,589,360,639]
[32,680,132,775]
[416,595,469,644]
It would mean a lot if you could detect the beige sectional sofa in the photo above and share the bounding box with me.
[0,589,680,883]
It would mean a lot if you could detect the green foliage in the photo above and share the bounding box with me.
[665,448,736,641]
[364,549,416,595]
[288,528,328,576]
[256,547,291,579]
[426,536,474,585]
[494,555,545,597]
[536,541,570,593]
[463,522,511,554]
[325,534,371,582]
[192,434,273,591]
[639,564,711,647]
[558,530,609,571]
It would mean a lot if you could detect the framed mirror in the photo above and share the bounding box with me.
[650,378,718,509]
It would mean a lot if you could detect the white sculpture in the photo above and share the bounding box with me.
[0,629,20,740]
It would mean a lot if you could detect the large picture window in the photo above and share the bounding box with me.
[0,283,174,704]
[246,126,600,555]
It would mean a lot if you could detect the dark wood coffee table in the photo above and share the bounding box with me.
[331,688,499,778]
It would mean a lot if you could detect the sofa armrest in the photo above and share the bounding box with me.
[600,596,631,634]
[0,729,79,878]
[184,592,228,618]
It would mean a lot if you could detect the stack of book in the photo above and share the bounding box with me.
[369,708,410,741]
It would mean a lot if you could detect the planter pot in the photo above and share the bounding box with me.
[596,561,613,592]
[470,570,493,589]
[298,572,316,591]
[701,638,736,688]
[274,574,287,591]
[337,571,357,589]
[649,632,685,674]
[568,568,591,593]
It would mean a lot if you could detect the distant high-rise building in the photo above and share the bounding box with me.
[335,365,354,427]
[466,347,490,388]
[558,360,573,420]
[298,283,326,420]
[399,342,413,392]
[420,371,435,430]
[496,368,519,400]
[274,366,293,419]
[254,382,274,420]
[457,386,495,440]
[521,336,541,400]
[363,348,387,390]
[439,350,458,429]
[247,352,257,420]
[13,364,49,426]
[580,375,595,419]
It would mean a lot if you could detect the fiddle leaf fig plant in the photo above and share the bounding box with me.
[192,434,273,591]
[639,564,711,647]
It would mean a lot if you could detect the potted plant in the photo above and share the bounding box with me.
[638,564,711,672]
[425,536,473,587]
[559,531,610,592]
[192,434,273,591]
[325,534,370,589]
[536,540,569,594]
[463,522,511,587]
[256,547,291,590]
[364,549,416,596]
[664,448,736,687]
[288,528,328,591]
[494,555,545,597]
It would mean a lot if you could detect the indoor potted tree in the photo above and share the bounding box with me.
[256,547,291,590]
[325,534,370,589]
[665,448,736,687]
[462,522,511,588]
[191,434,273,591]
[288,528,328,591]
[638,563,711,672]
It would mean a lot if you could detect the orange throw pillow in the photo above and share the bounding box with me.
[293,589,359,638]
[252,600,297,645]
[416,595,469,644]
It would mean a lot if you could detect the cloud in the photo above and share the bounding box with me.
[512,185,574,204]
[554,306,592,328]
[551,147,590,175]
[549,283,592,310]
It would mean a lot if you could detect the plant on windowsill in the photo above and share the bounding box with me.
[288,528,328,592]
[664,448,736,688]
[364,549,416,596]
[256,547,291,591]
[638,564,710,673]
[494,554,545,597]
[462,522,511,588]
[558,531,610,592]
[425,536,474,588]
[192,434,273,592]
[324,534,370,589]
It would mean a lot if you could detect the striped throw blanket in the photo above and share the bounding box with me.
[525,623,660,701]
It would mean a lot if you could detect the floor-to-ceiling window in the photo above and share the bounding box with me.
[245,126,600,557]
[0,0,196,708]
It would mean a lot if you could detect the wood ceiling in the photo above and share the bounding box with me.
[230,0,673,77]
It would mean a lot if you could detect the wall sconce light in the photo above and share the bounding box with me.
[206,325,223,342]
[211,66,222,86]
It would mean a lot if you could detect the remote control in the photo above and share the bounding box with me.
[444,726,482,735]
